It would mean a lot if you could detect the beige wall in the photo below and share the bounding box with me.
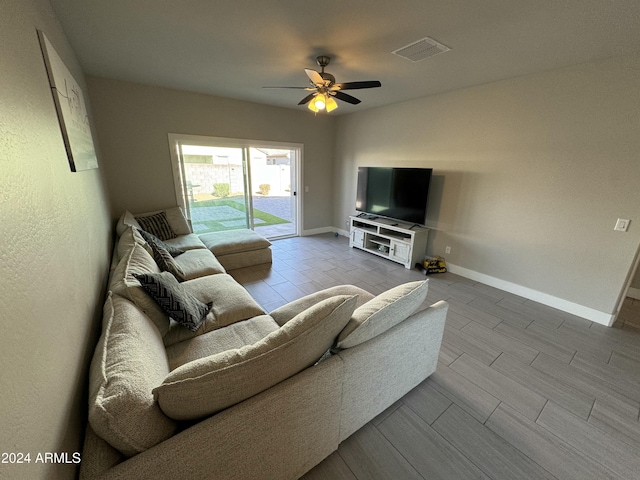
[335,54,640,319]
[86,77,335,232]
[0,1,112,478]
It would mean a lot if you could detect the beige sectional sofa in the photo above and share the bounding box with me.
[80,207,448,479]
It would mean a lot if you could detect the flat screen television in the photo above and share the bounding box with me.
[355,167,432,225]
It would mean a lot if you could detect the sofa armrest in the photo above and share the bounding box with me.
[81,355,344,480]
[269,285,374,326]
[337,300,448,441]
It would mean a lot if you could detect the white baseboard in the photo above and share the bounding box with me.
[628,287,640,301]
[447,263,615,327]
[302,226,341,236]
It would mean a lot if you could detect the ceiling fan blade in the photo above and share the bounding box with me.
[305,68,325,86]
[297,92,317,105]
[332,80,382,90]
[263,86,315,90]
[333,91,361,105]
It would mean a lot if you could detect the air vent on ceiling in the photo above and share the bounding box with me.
[392,37,451,62]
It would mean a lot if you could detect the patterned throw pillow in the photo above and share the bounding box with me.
[137,229,184,257]
[151,243,186,282]
[133,272,212,332]
[135,212,177,241]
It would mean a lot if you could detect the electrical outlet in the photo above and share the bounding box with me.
[614,218,630,232]
[445,246,451,254]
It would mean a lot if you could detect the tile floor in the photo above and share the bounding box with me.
[229,233,640,480]
[614,296,640,333]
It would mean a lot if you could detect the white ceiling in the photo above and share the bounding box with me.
[50,0,640,115]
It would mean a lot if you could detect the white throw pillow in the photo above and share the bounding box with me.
[335,280,429,349]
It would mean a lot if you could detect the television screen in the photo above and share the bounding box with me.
[355,167,432,225]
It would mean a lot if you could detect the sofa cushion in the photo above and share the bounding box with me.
[164,233,208,251]
[88,292,177,457]
[134,272,212,332]
[335,280,429,349]
[174,248,226,281]
[162,273,265,347]
[109,243,170,336]
[166,314,280,371]
[199,229,271,256]
[153,294,358,420]
[116,226,152,260]
[212,248,273,271]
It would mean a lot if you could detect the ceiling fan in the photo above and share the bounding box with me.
[265,55,381,112]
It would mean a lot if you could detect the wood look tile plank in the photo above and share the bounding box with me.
[446,299,503,329]
[450,354,547,421]
[486,403,623,480]
[468,297,532,329]
[300,452,358,480]
[371,400,403,427]
[377,406,490,480]
[494,320,576,364]
[588,398,640,450]
[569,351,640,402]
[438,340,463,366]
[403,380,452,425]
[492,353,594,420]
[428,271,466,286]
[497,297,564,330]
[270,281,309,302]
[428,363,501,423]
[444,310,474,330]
[460,321,540,364]
[522,298,589,326]
[242,281,283,307]
[432,404,556,480]
[444,282,484,304]
[305,270,340,287]
[337,423,423,480]
[609,350,640,375]
[589,322,640,350]
[537,402,640,480]
[557,323,623,353]
[531,353,640,413]
[261,297,288,313]
[442,324,502,365]
[468,282,528,304]
[527,322,613,363]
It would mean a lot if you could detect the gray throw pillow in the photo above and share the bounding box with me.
[133,272,212,332]
[138,229,184,257]
[151,243,186,282]
[135,212,177,241]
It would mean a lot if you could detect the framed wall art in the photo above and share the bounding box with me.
[37,30,98,172]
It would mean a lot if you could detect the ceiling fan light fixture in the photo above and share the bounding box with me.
[326,96,338,112]
[313,94,326,110]
[307,100,320,112]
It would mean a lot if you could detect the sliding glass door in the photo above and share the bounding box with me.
[168,134,301,239]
